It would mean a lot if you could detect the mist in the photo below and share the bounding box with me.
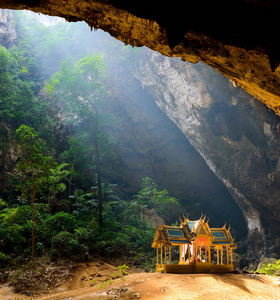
[4,10,248,238]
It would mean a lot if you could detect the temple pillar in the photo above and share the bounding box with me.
[230,249,233,265]
[208,241,211,263]
[195,240,198,262]
[180,245,182,263]
[164,246,167,264]
[221,247,223,265]
[217,248,219,265]
[161,245,163,265]
[227,247,229,265]
[179,245,182,262]
[156,247,159,265]
[169,246,171,264]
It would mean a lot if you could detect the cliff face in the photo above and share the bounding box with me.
[0,1,280,115]
[0,10,16,47]
[101,59,247,237]
[133,49,280,259]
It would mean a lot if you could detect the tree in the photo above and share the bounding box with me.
[134,177,181,219]
[42,163,71,214]
[47,54,114,227]
[0,46,53,197]
[15,124,69,260]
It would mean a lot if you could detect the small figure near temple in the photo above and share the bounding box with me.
[152,214,237,273]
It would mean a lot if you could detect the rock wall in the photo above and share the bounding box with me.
[133,48,280,259]
[0,10,16,48]
[100,55,247,235]
[1,1,280,116]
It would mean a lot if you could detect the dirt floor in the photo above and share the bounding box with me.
[1,260,280,299]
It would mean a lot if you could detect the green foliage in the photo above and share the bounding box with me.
[0,198,7,209]
[134,177,181,218]
[0,13,162,270]
[45,212,76,235]
[0,252,10,267]
[47,53,115,227]
[257,260,280,276]
[16,125,56,200]
[71,189,98,216]
[51,231,79,258]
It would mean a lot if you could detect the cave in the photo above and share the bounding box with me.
[1,1,280,263]
[1,0,280,113]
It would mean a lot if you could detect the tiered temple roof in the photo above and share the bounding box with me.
[211,225,235,246]
[152,214,236,249]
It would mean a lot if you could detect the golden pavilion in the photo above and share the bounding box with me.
[152,214,237,273]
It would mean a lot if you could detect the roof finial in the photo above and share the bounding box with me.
[179,216,183,224]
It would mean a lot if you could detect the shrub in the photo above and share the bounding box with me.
[51,231,79,258]
[45,212,77,235]
[0,252,10,267]
[257,259,280,276]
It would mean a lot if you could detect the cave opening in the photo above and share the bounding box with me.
[2,8,280,274]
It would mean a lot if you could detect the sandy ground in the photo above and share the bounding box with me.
[1,261,280,299]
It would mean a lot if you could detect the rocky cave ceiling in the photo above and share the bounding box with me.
[1,0,280,114]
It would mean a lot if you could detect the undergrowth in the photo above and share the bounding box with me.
[257,259,280,276]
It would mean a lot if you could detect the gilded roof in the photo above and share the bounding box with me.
[152,214,237,248]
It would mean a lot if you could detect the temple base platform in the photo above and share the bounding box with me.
[156,263,233,274]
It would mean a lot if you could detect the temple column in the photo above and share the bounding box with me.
[188,244,191,262]
[195,240,198,262]
[208,241,211,263]
[221,247,223,265]
[230,249,233,265]
[192,242,194,262]
[179,245,182,263]
[156,247,159,265]
[227,247,229,265]
[216,248,219,265]
[164,246,167,265]
[169,246,171,264]
[161,245,163,265]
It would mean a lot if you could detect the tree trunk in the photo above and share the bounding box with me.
[92,105,103,227]
[31,161,35,261]
[76,94,104,227]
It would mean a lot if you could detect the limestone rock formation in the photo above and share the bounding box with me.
[101,59,246,235]
[0,1,280,114]
[133,48,280,259]
[0,10,16,47]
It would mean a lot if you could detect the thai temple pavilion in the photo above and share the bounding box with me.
[152,214,237,273]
